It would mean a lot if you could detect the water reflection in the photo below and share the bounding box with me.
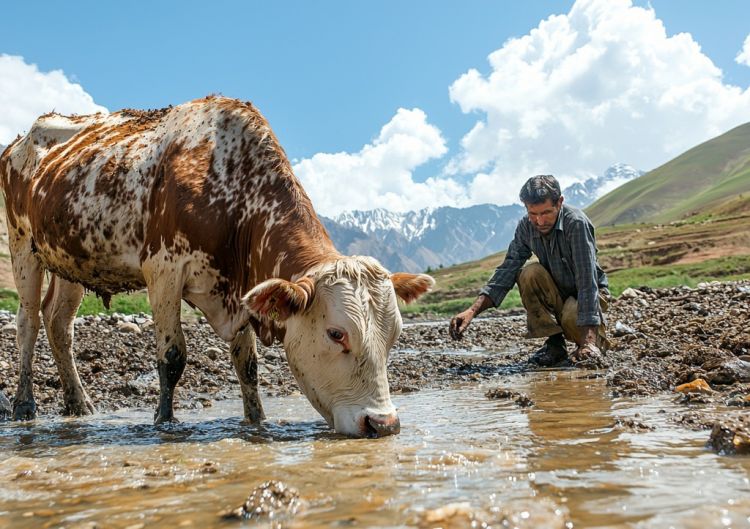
[1,371,748,529]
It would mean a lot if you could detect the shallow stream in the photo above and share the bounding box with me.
[1,370,749,528]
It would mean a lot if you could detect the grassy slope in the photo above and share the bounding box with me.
[405,211,750,316]
[586,122,750,226]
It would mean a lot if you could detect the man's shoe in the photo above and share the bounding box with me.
[528,338,568,367]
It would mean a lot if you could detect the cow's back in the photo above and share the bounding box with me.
[1,96,316,300]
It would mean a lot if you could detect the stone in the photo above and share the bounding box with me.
[1,322,17,334]
[704,359,750,385]
[116,321,141,334]
[222,480,302,521]
[620,288,642,299]
[675,378,713,394]
[707,417,750,455]
[205,347,222,361]
[613,321,636,337]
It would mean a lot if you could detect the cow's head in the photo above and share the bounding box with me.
[243,256,433,437]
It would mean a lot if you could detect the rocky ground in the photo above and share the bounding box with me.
[1,280,748,452]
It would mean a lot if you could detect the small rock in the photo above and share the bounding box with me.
[221,480,302,521]
[704,359,750,385]
[73,317,86,326]
[613,321,636,337]
[620,288,642,299]
[1,322,17,334]
[116,321,141,334]
[485,388,534,407]
[726,394,750,407]
[204,347,222,361]
[707,417,750,455]
[675,379,713,394]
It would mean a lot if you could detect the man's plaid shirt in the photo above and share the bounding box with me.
[480,204,608,326]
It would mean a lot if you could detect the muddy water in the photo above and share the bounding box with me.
[1,370,749,529]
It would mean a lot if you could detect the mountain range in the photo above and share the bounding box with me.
[322,164,643,272]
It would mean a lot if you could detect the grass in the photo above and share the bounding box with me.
[401,289,522,316]
[0,290,152,316]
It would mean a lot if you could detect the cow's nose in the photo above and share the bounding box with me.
[364,413,400,438]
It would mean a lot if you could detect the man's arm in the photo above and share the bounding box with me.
[449,221,532,340]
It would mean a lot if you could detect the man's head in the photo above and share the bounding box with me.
[519,175,563,236]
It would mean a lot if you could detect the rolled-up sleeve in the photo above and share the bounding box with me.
[569,219,601,326]
[480,221,532,307]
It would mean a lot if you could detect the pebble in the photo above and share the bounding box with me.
[222,480,302,521]
[675,379,713,394]
[116,321,141,334]
[707,417,750,455]
[620,288,642,299]
[1,322,17,334]
[613,321,636,336]
[204,347,222,361]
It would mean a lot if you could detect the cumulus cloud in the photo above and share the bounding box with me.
[294,108,464,217]
[448,0,750,206]
[737,34,750,66]
[0,54,107,144]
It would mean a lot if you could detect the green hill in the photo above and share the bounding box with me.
[587,122,750,226]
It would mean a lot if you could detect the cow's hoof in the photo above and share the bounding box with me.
[12,400,37,421]
[64,398,96,417]
[154,414,179,425]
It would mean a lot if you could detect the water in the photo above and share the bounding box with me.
[1,370,749,528]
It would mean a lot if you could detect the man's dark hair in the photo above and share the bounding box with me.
[519,175,562,205]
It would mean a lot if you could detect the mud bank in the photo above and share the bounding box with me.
[1,280,748,450]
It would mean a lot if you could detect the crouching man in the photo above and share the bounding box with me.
[449,175,611,366]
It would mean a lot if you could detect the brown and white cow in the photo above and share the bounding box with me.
[0,96,433,437]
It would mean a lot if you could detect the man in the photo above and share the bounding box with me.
[449,175,610,366]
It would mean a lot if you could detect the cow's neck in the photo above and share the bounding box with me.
[245,174,340,287]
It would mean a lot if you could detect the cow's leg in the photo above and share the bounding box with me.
[146,271,187,424]
[41,275,94,416]
[10,244,43,420]
[230,326,265,423]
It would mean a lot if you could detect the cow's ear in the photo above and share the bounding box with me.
[243,277,315,321]
[390,273,434,304]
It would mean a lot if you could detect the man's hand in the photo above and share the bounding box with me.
[449,294,494,340]
[449,308,475,340]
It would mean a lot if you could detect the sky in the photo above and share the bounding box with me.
[2,0,750,217]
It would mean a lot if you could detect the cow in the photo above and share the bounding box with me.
[0,96,433,437]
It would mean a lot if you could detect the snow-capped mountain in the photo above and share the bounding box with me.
[334,208,438,241]
[323,203,524,273]
[323,164,643,273]
[562,163,644,209]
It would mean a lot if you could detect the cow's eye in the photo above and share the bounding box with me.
[327,328,344,342]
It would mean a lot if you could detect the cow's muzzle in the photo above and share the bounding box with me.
[363,412,400,438]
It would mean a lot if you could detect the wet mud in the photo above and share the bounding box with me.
[1,280,748,452]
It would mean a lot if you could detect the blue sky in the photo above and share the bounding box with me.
[2,1,750,216]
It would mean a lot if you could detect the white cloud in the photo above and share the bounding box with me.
[737,33,750,66]
[0,54,107,144]
[294,108,465,217]
[448,0,750,206]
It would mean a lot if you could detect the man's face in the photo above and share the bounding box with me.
[525,197,563,235]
